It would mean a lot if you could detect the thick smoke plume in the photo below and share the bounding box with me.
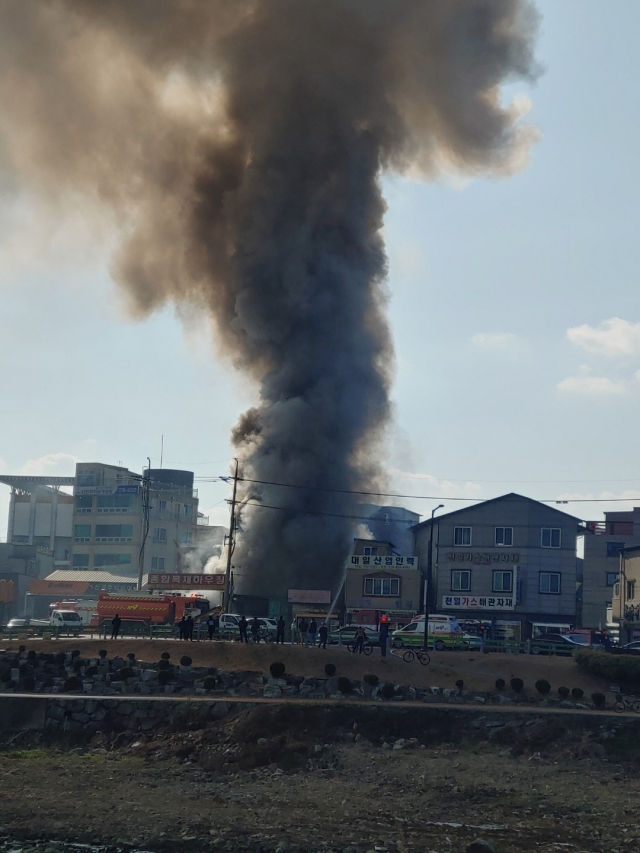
[0,1,538,600]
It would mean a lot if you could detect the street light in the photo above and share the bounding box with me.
[423,504,444,650]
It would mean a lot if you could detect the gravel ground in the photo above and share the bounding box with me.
[0,706,638,853]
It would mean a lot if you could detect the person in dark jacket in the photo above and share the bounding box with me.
[309,619,318,647]
[250,616,261,642]
[238,616,248,643]
[185,615,194,641]
[111,614,122,640]
[178,615,186,641]
[379,618,389,657]
[353,626,366,654]
[207,614,217,641]
[298,618,309,646]
[276,616,286,645]
[318,623,328,649]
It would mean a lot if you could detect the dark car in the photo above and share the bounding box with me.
[619,641,640,655]
[328,626,380,647]
[530,633,589,656]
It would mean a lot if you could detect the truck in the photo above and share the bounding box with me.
[49,599,98,626]
[89,591,210,631]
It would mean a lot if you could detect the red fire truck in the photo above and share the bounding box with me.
[90,592,210,631]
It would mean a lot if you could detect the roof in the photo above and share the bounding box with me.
[43,570,140,584]
[411,493,583,532]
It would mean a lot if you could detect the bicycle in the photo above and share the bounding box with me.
[402,648,431,666]
[614,696,640,713]
[347,641,373,656]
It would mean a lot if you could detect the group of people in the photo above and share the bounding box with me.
[292,618,329,648]
[178,614,196,641]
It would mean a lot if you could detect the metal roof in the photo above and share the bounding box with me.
[43,570,140,584]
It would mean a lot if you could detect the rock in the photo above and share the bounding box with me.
[498,695,514,705]
[264,685,282,699]
[211,702,230,718]
[466,841,496,853]
[257,737,269,746]
[314,744,323,754]
[393,739,406,750]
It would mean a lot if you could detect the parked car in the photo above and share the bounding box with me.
[619,641,640,655]
[328,626,380,646]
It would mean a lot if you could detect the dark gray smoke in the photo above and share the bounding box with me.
[0,1,539,600]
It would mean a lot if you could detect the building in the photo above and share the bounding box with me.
[358,504,422,553]
[0,474,74,563]
[582,510,640,630]
[344,538,420,627]
[611,545,640,642]
[0,543,57,622]
[71,463,199,579]
[413,494,583,640]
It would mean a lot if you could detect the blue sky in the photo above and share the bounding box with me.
[2,0,640,538]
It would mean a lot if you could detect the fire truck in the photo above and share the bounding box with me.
[89,592,210,631]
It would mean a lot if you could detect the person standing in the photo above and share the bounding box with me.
[298,617,309,646]
[185,614,194,641]
[207,614,217,641]
[378,618,389,658]
[238,615,248,643]
[111,614,122,640]
[309,619,318,647]
[290,618,299,645]
[276,616,286,645]
[318,622,328,650]
[353,625,366,654]
[250,616,261,643]
[178,615,186,641]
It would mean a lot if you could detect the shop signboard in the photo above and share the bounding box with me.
[148,573,226,590]
[442,595,515,611]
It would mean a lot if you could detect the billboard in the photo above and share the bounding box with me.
[287,589,331,604]
[442,595,515,611]
[348,555,418,568]
[148,573,226,590]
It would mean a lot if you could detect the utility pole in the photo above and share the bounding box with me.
[224,458,239,611]
[423,504,444,650]
[138,458,151,591]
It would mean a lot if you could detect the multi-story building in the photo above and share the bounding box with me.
[413,494,583,640]
[71,463,199,580]
[582,510,640,630]
[0,474,74,563]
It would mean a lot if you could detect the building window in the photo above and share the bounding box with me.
[454,526,472,546]
[73,554,90,568]
[181,531,193,545]
[541,528,561,548]
[184,504,193,518]
[627,581,636,602]
[363,546,379,556]
[74,524,91,542]
[364,577,400,597]
[158,500,167,511]
[95,524,133,542]
[97,494,133,513]
[451,570,471,591]
[606,542,625,558]
[77,470,95,487]
[540,572,561,594]
[495,527,513,547]
[94,553,132,567]
[493,570,512,593]
[151,556,165,571]
[606,572,619,587]
[153,527,167,543]
[75,496,92,513]
[614,582,620,597]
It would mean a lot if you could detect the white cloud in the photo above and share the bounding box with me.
[470,332,519,350]
[389,469,484,501]
[18,452,79,476]
[557,373,626,396]
[567,318,640,357]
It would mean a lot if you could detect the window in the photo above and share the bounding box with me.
[94,553,132,567]
[96,494,133,512]
[495,527,513,547]
[493,570,512,592]
[73,554,90,568]
[540,572,561,594]
[607,542,625,558]
[363,546,379,556]
[451,570,471,591]
[614,582,620,597]
[541,528,561,548]
[74,524,91,542]
[151,556,165,571]
[454,526,472,546]
[364,577,400,597]
[75,496,92,513]
[184,504,193,518]
[95,524,133,541]
[158,500,167,511]
[627,581,636,602]
[77,470,95,487]
[606,572,619,587]
[181,531,193,545]
[153,527,167,543]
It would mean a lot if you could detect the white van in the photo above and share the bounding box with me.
[391,614,465,650]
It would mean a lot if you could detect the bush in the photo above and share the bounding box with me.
[592,692,606,709]
[63,676,81,691]
[158,659,170,671]
[571,687,584,700]
[380,683,395,700]
[575,648,640,688]
[558,686,570,699]
[324,663,336,677]
[337,676,352,694]
[180,655,193,667]
[495,678,506,691]
[270,662,286,679]
[510,678,524,694]
[98,649,108,659]
[535,679,551,696]
[161,652,171,660]
[363,674,379,687]
[203,676,217,691]
[455,679,464,690]
[157,671,171,687]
